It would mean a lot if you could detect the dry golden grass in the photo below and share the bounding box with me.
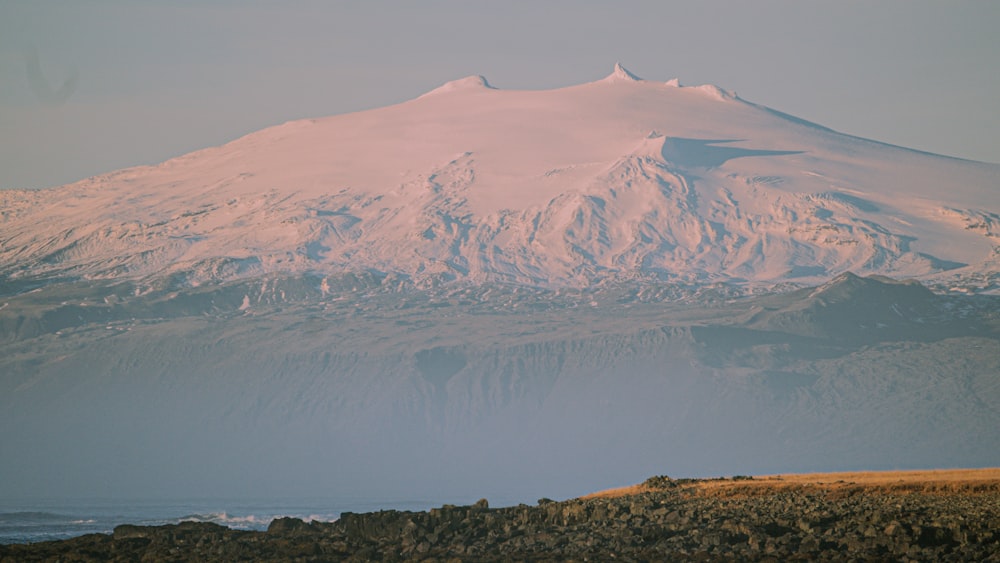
[582,468,1000,501]
[582,484,648,499]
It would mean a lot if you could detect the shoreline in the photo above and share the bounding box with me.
[3,468,999,561]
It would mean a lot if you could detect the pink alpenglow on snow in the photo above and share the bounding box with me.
[1,64,997,292]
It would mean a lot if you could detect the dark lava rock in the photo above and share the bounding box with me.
[3,478,999,562]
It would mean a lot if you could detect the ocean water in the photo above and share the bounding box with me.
[0,497,456,545]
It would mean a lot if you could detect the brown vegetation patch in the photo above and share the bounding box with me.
[583,468,1000,501]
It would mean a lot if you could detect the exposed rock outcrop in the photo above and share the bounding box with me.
[4,475,999,562]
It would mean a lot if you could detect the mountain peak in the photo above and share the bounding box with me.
[810,272,931,303]
[420,75,495,97]
[1,65,996,293]
[746,272,944,341]
[604,62,642,83]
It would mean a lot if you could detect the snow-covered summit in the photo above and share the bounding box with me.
[419,74,496,97]
[1,66,997,293]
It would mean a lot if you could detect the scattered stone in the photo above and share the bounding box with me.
[3,478,999,562]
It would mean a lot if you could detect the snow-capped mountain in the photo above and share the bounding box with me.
[1,65,998,505]
[2,64,997,293]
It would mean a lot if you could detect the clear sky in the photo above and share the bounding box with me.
[1,0,997,190]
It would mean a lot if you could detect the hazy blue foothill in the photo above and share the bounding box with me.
[1,272,997,504]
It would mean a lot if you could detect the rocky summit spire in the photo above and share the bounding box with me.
[605,62,642,82]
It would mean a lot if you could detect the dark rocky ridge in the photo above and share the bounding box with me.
[4,474,999,562]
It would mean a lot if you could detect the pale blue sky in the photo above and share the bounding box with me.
[1,0,997,189]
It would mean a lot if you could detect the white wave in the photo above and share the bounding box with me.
[177,511,338,530]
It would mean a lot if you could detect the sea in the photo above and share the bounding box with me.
[0,496,477,545]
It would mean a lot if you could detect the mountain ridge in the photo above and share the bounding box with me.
[2,266,997,501]
[1,65,997,294]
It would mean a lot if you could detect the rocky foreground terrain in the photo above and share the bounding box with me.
[3,469,999,562]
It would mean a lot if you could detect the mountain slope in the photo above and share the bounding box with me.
[1,66,998,505]
[1,273,997,501]
[1,65,997,292]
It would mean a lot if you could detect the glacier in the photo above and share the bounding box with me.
[1,64,997,292]
[1,65,998,503]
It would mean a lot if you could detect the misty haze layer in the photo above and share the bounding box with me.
[1,273,998,502]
